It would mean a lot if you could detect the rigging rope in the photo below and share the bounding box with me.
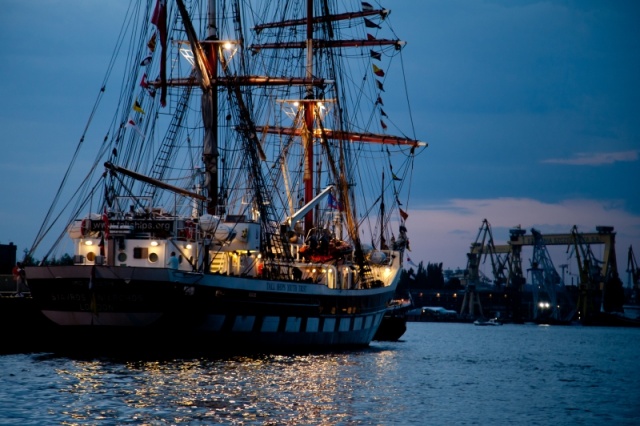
[27,1,140,260]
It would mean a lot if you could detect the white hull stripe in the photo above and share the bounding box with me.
[42,311,385,334]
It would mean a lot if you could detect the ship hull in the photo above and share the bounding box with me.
[26,265,395,350]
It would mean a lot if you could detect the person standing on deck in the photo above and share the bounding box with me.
[12,262,26,296]
[168,252,179,270]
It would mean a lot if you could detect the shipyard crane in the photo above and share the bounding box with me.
[568,225,623,319]
[462,221,529,321]
[465,219,511,285]
[461,219,512,318]
[505,225,619,322]
[488,227,530,322]
[505,227,527,289]
[627,245,639,303]
[461,223,620,322]
[528,228,564,322]
[460,219,493,319]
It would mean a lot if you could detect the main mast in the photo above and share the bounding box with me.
[303,0,315,233]
[204,0,219,215]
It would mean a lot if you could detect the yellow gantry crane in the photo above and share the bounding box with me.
[460,219,510,319]
[568,225,622,320]
[463,222,619,322]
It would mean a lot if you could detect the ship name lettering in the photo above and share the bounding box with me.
[266,283,306,293]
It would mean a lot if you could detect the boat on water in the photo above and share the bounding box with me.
[24,0,426,350]
[473,318,503,326]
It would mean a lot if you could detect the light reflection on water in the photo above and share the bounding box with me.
[26,350,401,425]
[1,323,639,425]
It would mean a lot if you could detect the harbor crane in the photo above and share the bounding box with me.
[626,245,639,303]
[463,222,619,322]
[465,219,510,286]
[528,228,568,322]
[460,219,495,319]
[568,225,623,320]
[461,219,513,319]
[462,221,528,321]
[506,224,618,321]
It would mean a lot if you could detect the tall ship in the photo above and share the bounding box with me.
[25,0,426,350]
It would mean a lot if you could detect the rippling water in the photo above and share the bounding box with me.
[1,323,639,425]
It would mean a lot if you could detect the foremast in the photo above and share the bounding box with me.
[176,0,217,216]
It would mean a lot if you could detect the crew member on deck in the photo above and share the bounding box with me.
[13,262,26,296]
[168,252,179,270]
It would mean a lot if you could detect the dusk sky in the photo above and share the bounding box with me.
[1,1,639,283]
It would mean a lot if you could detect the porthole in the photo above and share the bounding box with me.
[117,252,127,262]
[86,252,96,262]
[149,252,159,263]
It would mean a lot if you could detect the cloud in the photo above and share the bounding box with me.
[541,150,638,166]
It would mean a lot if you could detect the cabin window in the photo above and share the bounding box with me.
[117,252,127,262]
[133,247,148,259]
[149,252,159,263]
[86,252,96,262]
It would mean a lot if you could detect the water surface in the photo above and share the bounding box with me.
[1,323,638,425]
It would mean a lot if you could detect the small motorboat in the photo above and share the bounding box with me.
[474,318,503,326]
